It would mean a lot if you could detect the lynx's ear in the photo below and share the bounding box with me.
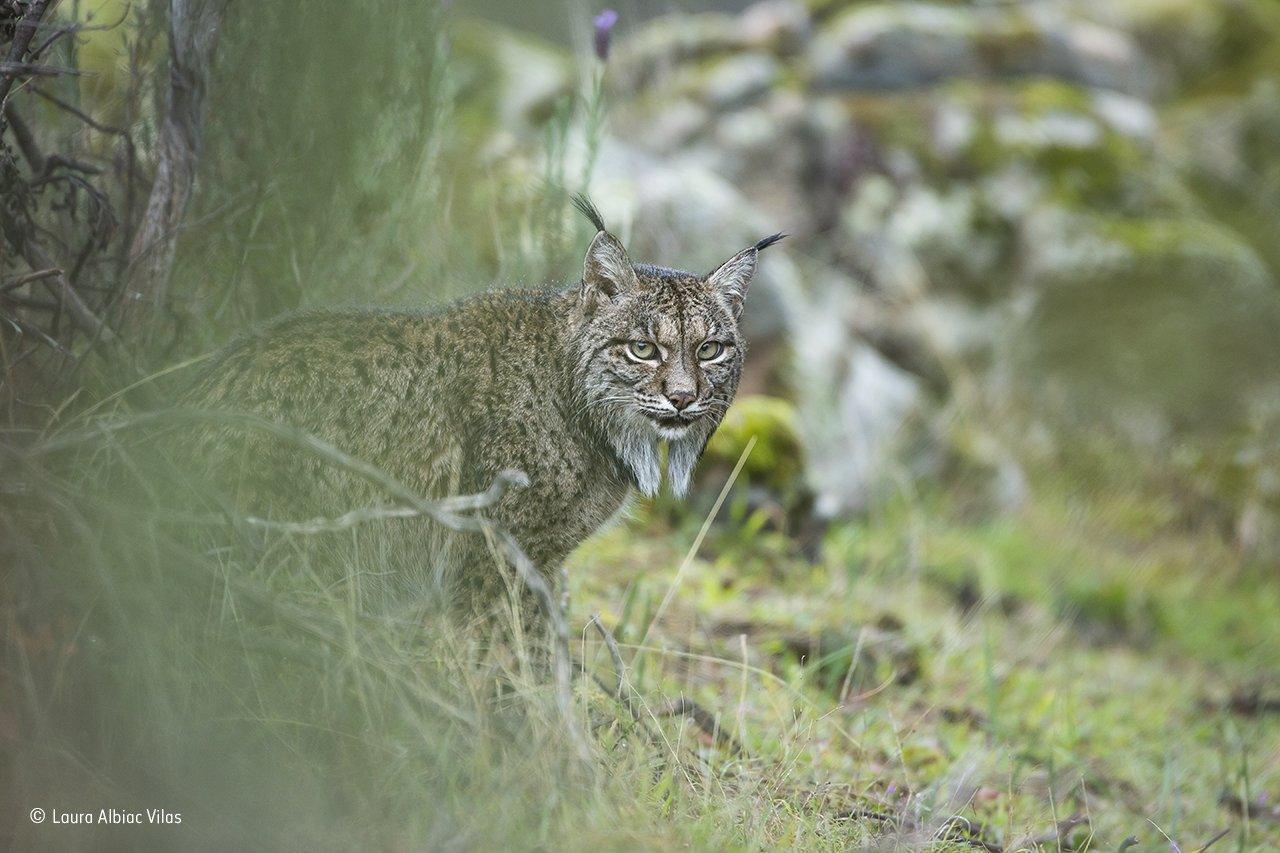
[706,233,786,318]
[574,193,636,311]
[582,231,637,307]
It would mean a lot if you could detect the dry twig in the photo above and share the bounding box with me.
[1011,811,1089,850]
[31,85,127,134]
[589,613,631,706]
[653,697,746,756]
[1194,827,1232,852]
[0,267,60,293]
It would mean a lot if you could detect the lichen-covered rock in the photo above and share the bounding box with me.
[740,0,813,56]
[807,3,1155,97]
[610,13,749,94]
[565,0,1280,526]
[702,52,784,111]
[1076,0,1279,95]
[941,421,1030,517]
[1165,79,1280,278]
[615,50,785,119]
[703,90,815,222]
[842,180,1012,301]
[826,77,1165,307]
[1013,209,1280,432]
[639,97,713,153]
[808,3,980,92]
[790,285,936,517]
[1185,393,1280,562]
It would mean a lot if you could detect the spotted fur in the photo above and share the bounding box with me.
[185,199,782,596]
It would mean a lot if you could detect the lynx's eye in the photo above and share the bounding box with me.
[697,341,725,361]
[627,340,658,361]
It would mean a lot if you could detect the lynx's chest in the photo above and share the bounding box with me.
[483,418,634,568]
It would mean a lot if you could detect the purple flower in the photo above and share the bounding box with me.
[593,9,618,61]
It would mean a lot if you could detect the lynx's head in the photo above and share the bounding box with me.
[567,194,784,497]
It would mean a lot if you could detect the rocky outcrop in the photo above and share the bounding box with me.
[460,0,1280,538]
[809,3,1155,97]
[596,0,1280,526]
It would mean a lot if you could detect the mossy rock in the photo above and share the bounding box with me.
[809,2,1150,96]
[838,79,1156,208]
[960,80,1155,210]
[1016,212,1280,432]
[1167,80,1280,281]
[620,50,783,117]
[809,3,979,92]
[836,78,1161,302]
[610,13,749,94]
[1083,0,1280,97]
[703,395,805,493]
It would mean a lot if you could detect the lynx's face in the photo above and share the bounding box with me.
[568,211,784,497]
[585,265,744,442]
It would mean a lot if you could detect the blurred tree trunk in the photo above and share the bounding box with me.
[1,0,227,420]
[121,0,226,339]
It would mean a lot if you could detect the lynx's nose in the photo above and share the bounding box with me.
[666,390,696,411]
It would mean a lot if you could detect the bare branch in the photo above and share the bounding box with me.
[3,102,44,171]
[492,524,591,763]
[50,154,103,176]
[585,614,733,774]
[0,204,117,344]
[0,60,82,77]
[30,2,133,59]
[242,471,530,535]
[2,313,70,353]
[1,292,59,310]
[31,85,127,134]
[0,0,55,132]
[29,22,78,59]
[20,242,117,344]
[1,268,61,293]
[244,504,422,534]
[838,805,996,852]
[1013,812,1089,850]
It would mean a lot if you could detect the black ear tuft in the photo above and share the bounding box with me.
[753,232,787,253]
[571,192,608,233]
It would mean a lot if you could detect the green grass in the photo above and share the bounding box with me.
[565,474,1280,850]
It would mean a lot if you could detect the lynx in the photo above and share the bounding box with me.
[185,196,783,602]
